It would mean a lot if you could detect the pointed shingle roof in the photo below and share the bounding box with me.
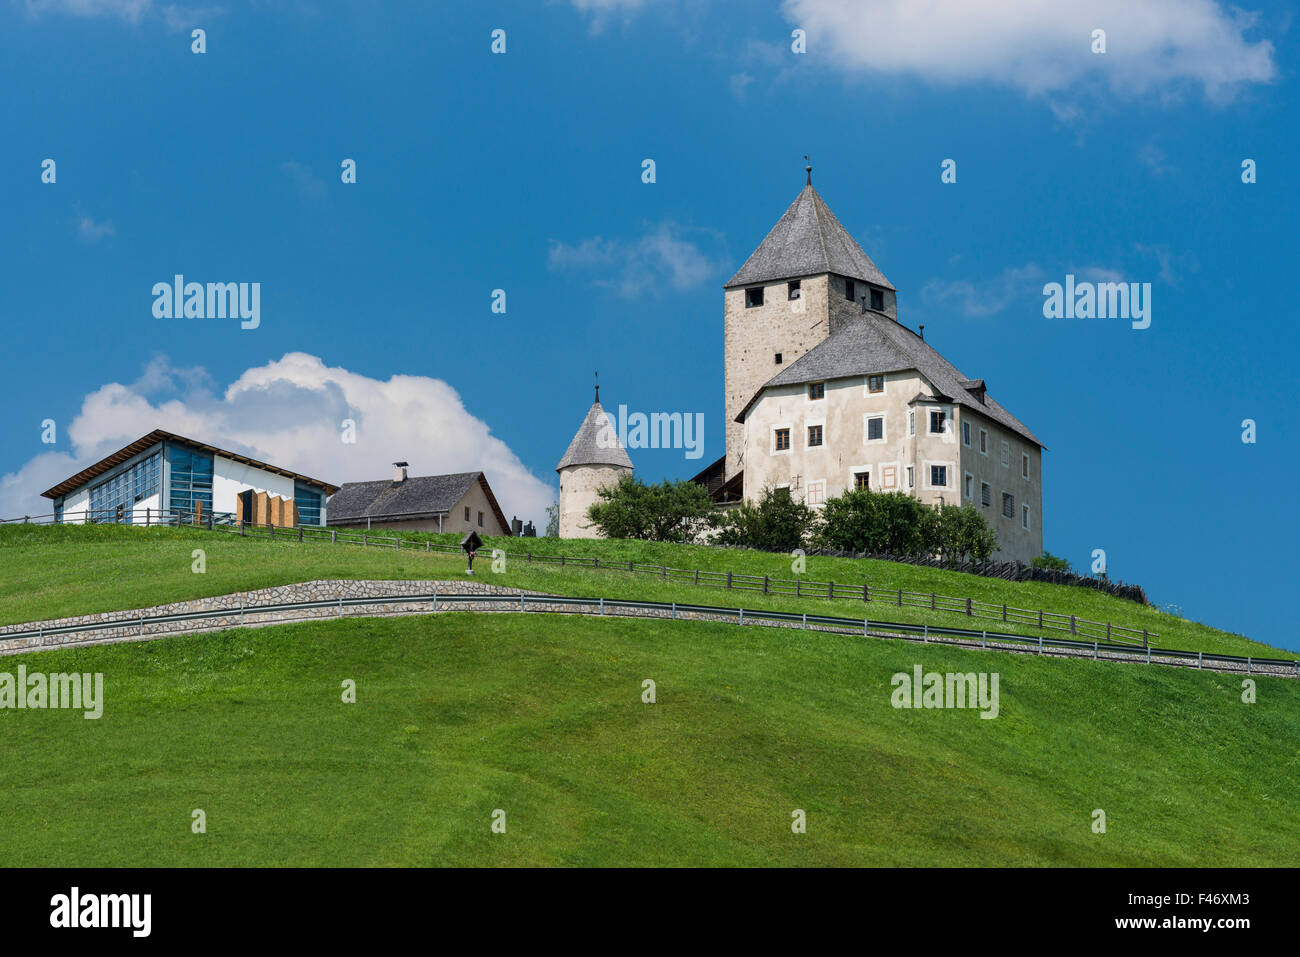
[724,183,894,290]
[737,316,1044,448]
[556,401,633,471]
[326,471,510,529]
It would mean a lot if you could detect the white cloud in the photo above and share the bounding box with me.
[548,222,722,298]
[921,263,1045,318]
[23,0,222,29]
[782,0,1276,102]
[76,215,115,243]
[0,353,555,525]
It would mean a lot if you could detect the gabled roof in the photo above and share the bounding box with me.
[326,471,510,530]
[556,401,633,471]
[41,428,339,500]
[724,183,894,291]
[736,316,1045,449]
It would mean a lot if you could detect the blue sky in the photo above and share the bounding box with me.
[2,0,1297,649]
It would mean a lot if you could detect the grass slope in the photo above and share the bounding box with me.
[1,612,1297,867]
[0,524,1276,658]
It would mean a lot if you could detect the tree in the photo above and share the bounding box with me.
[930,502,998,564]
[586,474,715,543]
[818,489,932,556]
[712,486,817,551]
[544,500,559,538]
[1031,551,1072,572]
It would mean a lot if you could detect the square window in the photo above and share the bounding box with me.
[854,471,870,491]
[867,374,884,393]
[774,428,791,452]
[806,480,826,505]
[1022,505,1030,530]
[981,482,991,507]
[1022,452,1030,479]
[745,286,764,308]
[962,421,971,446]
[807,424,823,447]
[774,352,783,365]
[865,416,884,442]
[881,465,898,489]
[788,280,801,300]
[930,465,947,487]
[845,278,856,303]
[906,465,915,489]
[979,429,988,454]
[808,381,825,400]
[1002,492,1015,519]
[929,409,946,435]
[870,288,884,311]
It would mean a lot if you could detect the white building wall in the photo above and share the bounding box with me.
[212,456,295,514]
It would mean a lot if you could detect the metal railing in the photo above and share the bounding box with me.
[2,590,1294,677]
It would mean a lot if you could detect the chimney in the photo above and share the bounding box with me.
[393,461,408,483]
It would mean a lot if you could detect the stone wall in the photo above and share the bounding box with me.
[0,579,540,656]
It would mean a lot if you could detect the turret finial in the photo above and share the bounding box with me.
[594,370,600,404]
[804,155,812,185]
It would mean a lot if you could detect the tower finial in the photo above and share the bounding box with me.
[594,370,599,404]
[804,155,812,186]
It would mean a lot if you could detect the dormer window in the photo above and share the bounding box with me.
[788,280,801,301]
[870,288,884,311]
[745,286,764,308]
[844,278,856,303]
[808,381,825,400]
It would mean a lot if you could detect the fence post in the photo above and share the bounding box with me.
[433,591,437,613]
[1106,622,1111,641]
[982,630,987,649]
[727,571,733,589]
[1070,614,1075,635]
[802,613,807,630]
[1038,634,1043,655]
[695,569,700,586]
[763,575,769,594]
[829,580,834,599]
[426,540,430,551]
[1198,651,1202,670]
[1142,629,1148,647]
[930,592,936,610]
[361,532,366,547]
[1002,603,1006,622]
[521,594,526,612]
[1093,641,1098,660]
[599,598,604,615]
[299,526,303,542]
[1038,609,1043,628]
[864,583,870,603]
[662,565,667,580]
[965,597,972,616]
[1247,656,1251,674]
[796,580,801,597]
[560,555,565,567]
[738,608,743,625]
[923,624,928,643]
[898,588,903,607]
[672,602,676,619]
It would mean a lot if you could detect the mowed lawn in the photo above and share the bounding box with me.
[1,612,1297,867]
[0,524,1281,659]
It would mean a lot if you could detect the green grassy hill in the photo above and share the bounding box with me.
[0,523,1278,658]
[2,612,1297,866]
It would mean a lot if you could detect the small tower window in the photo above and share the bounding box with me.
[870,288,884,311]
[745,286,764,308]
[788,280,801,300]
[844,278,856,303]
[774,353,783,364]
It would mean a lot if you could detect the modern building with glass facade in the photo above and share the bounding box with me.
[41,429,338,526]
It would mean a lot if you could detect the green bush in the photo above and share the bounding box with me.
[711,486,818,552]
[817,489,998,564]
[1032,551,1072,572]
[586,474,715,543]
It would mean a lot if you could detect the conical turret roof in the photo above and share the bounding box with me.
[556,400,633,471]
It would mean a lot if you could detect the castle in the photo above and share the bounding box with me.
[560,167,1045,562]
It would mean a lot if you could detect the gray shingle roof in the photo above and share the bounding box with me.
[327,471,495,524]
[739,316,1045,448]
[556,401,633,471]
[724,183,894,291]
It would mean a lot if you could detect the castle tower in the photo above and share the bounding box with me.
[556,382,633,538]
[722,164,896,480]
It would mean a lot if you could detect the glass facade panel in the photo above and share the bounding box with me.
[169,445,214,521]
[294,482,322,526]
[89,451,161,524]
